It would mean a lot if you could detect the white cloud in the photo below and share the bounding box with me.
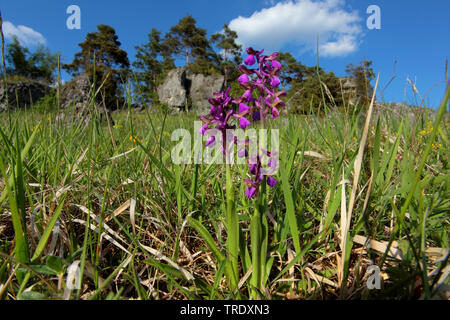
[229,0,362,57]
[2,21,46,46]
[320,34,357,56]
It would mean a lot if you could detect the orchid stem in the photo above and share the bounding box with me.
[225,163,239,294]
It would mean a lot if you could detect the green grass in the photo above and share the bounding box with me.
[0,88,449,300]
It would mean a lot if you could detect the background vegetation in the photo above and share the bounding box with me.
[2,15,376,113]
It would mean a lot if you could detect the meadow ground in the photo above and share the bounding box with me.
[0,95,449,300]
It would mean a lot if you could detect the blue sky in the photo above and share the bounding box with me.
[1,0,449,108]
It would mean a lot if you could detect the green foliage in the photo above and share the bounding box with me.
[187,57,222,76]
[287,67,343,114]
[265,53,375,115]
[32,89,57,113]
[272,52,346,114]
[210,24,242,84]
[165,15,208,65]
[5,37,28,77]
[63,24,130,108]
[28,45,58,83]
[277,51,306,88]
[165,15,220,75]
[228,80,243,98]
[5,36,57,83]
[133,16,241,102]
[345,59,375,107]
[133,28,175,103]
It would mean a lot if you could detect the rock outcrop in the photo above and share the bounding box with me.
[157,68,187,109]
[57,74,117,125]
[0,79,50,110]
[189,73,225,115]
[157,68,224,113]
[60,73,97,110]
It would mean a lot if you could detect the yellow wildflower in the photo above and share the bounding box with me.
[129,136,141,144]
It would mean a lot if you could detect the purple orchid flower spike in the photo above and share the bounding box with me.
[245,186,258,199]
[242,89,253,101]
[243,152,278,199]
[234,47,285,128]
[244,54,256,66]
[252,110,261,121]
[239,103,250,113]
[238,148,248,158]
[267,176,277,187]
[199,86,237,155]
[199,123,209,135]
[267,52,279,61]
[238,74,250,86]
[271,107,280,119]
[271,59,282,70]
[270,76,281,88]
[205,136,215,147]
[239,117,251,130]
[198,47,283,200]
[246,47,264,57]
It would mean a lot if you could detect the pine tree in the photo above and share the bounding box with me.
[277,51,306,89]
[133,28,174,103]
[29,44,58,82]
[345,59,375,107]
[165,15,219,74]
[165,15,206,65]
[288,67,342,114]
[64,24,130,108]
[5,36,30,78]
[5,36,57,83]
[210,24,242,84]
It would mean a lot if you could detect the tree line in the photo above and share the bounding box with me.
[2,15,374,112]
